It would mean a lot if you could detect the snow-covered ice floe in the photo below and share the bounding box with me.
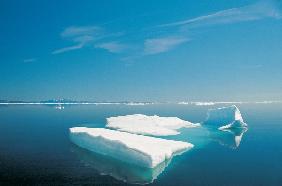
[106,114,200,136]
[69,127,193,168]
[204,105,247,130]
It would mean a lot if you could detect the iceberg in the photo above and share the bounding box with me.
[69,127,193,168]
[106,114,200,136]
[204,105,247,129]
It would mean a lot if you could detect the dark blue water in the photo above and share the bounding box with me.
[0,104,281,185]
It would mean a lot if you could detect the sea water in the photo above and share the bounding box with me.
[0,103,281,185]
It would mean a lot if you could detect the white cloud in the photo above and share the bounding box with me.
[52,26,101,55]
[160,0,281,28]
[144,36,189,55]
[95,42,126,53]
[52,25,124,55]
[50,1,281,57]
[52,43,84,54]
[61,26,102,37]
[23,58,37,63]
[72,35,95,43]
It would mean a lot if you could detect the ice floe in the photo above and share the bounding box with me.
[69,127,193,168]
[204,105,247,130]
[106,114,200,136]
[192,102,215,106]
[178,102,190,105]
[125,102,151,106]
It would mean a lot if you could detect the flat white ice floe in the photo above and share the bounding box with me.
[106,114,200,136]
[125,102,150,106]
[204,105,247,130]
[192,102,215,106]
[70,127,193,168]
[178,102,190,105]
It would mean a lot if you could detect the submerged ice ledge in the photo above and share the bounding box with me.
[106,114,200,136]
[70,127,193,168]
[71,144,171,185]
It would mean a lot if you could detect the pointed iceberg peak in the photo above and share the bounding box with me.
[204,105,247,130]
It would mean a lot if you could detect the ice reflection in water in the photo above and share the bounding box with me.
[210,127,248,149]
[70,144,171,185]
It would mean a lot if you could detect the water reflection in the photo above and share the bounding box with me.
[70,144,171,185]
[210,127,248,149]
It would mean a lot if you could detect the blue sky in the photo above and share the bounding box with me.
[1,0,282,101]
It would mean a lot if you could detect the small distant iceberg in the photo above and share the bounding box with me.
[106,114,200,136]
[69,127,193,168]
[178,101,216,105]
[125,102,151,106]
[178,102,190,105]
[192,102,215,106]
[55,104,64,110]
[204,105,248,130]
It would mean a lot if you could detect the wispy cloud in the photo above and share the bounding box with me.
[52,26,101,55]
[95,42,127,53]
[145,1,281,56]
[61,26,102,37]
[72,35,95,43]
[23,58,37,63]
[144,36,189,55]
[52,25,125,55]
[50,1,281,59]
[160,0,281,28]
[52,43,84,54]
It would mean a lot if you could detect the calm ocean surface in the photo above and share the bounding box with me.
[0,104,281,186]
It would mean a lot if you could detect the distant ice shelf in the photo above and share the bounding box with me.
[204,105,247,130]
[192,102,215,106]
[69,127,193,168]
[106,114,200,136]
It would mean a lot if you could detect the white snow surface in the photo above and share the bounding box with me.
[69,127,193,168]
[106,114,200,136]
[205,105,247,129]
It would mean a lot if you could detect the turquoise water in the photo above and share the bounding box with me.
[0,104,282,185]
